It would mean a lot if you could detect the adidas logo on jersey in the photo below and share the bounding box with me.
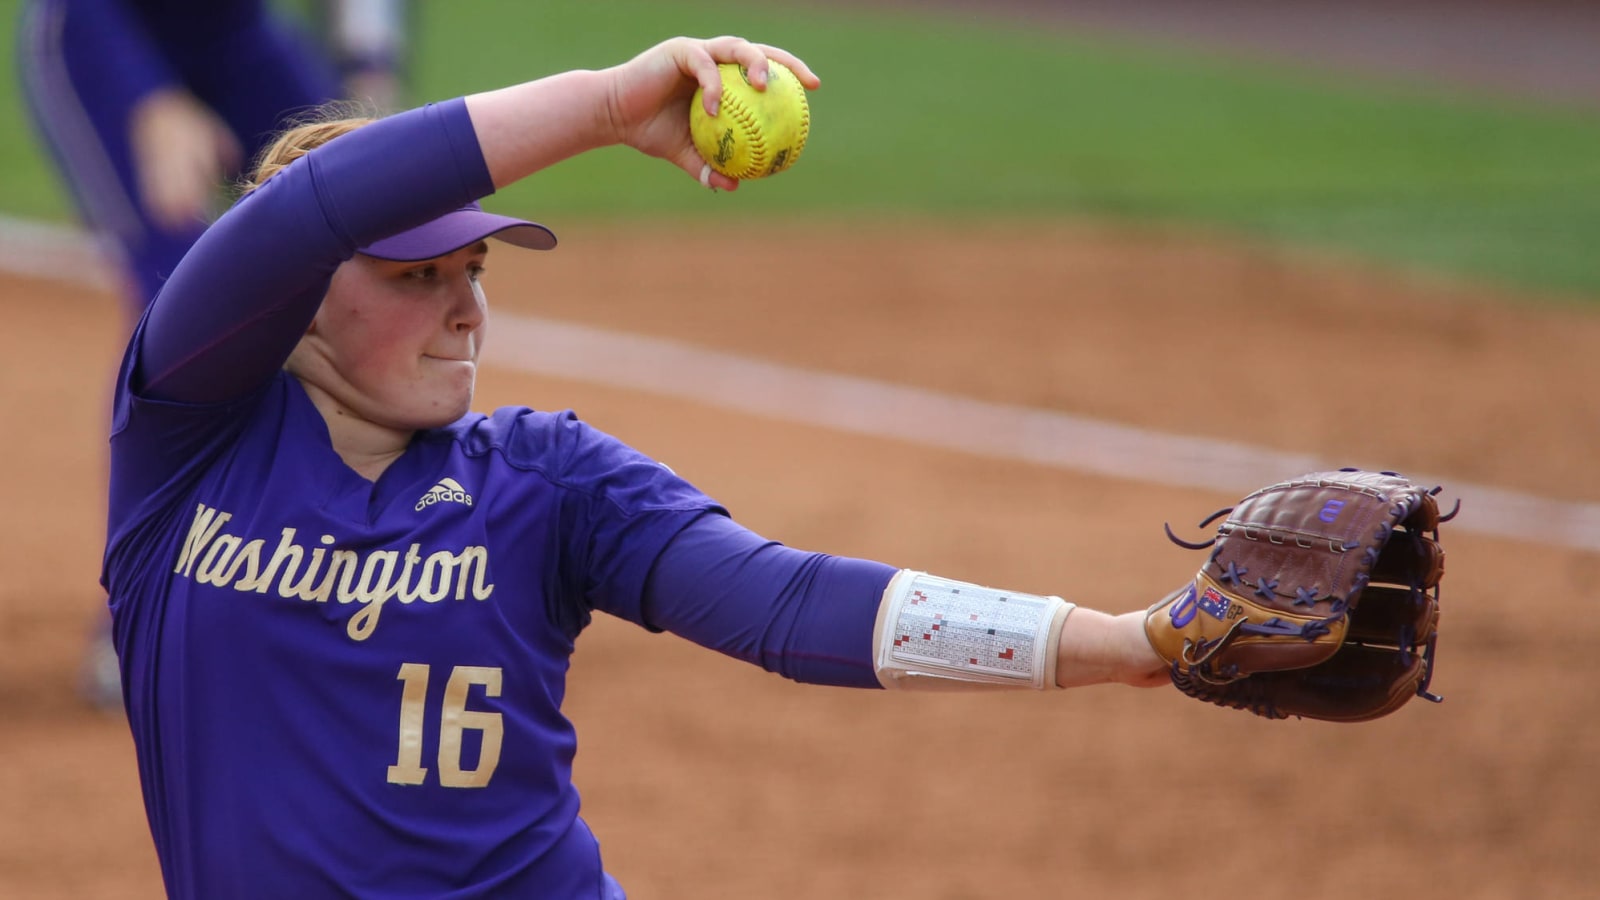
[415,477,474,511]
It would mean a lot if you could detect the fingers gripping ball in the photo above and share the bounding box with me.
[1145,469,1452,722]
[691,60,810,180]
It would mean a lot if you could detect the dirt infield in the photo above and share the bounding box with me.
[1,220,1596,898]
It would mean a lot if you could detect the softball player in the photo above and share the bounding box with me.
[103,35,1165,896]
[20,0,408,708]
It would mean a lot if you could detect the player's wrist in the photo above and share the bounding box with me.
[1115,610,1171,688]
[1053,609,1168,689]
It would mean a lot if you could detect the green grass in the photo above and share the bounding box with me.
[0,0,58,219]
[3,0,1598,297]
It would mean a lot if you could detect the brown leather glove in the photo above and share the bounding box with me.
[1145,469,1450,722]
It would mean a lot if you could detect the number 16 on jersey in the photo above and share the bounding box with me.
[387,663,504,788]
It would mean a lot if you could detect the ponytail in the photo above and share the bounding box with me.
[240,100,378,195]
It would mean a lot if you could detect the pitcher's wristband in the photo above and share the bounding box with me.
[872,570,1074,691]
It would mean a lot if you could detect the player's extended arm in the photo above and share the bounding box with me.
[642,513,1164,690]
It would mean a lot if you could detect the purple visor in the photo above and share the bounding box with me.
[357,201,557,261]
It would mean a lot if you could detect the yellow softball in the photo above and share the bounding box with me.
[690,60,810,180]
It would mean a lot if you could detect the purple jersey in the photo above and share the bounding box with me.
[104,98,891,896]
[111,370,715,895]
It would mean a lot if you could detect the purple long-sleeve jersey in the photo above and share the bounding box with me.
[103,98,892,898]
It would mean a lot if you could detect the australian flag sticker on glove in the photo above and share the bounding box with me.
[1199,586,1230,620]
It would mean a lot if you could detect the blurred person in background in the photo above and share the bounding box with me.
[308,0,409,112]
[17,0,410,709]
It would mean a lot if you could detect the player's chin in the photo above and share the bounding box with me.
[407,372,476,427]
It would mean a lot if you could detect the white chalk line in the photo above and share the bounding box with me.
[6,213,1598,553]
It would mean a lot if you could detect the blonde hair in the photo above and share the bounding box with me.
[240,100,380,195]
